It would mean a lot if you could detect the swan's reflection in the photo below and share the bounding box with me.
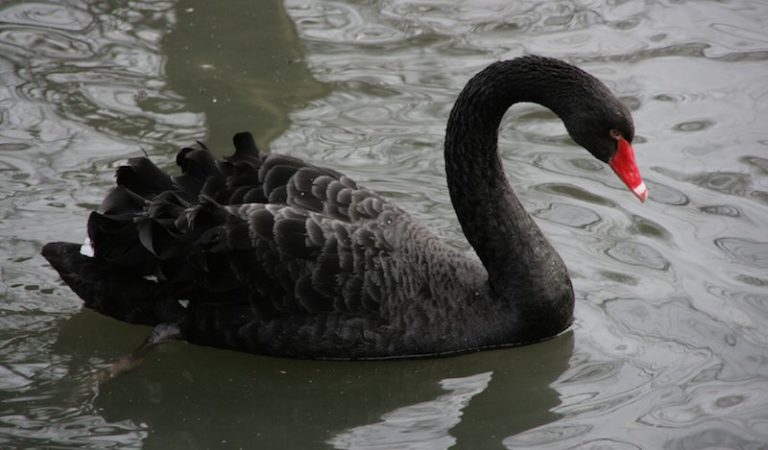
[53,310,574,449]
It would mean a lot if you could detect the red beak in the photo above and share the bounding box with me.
[608,137,648,202]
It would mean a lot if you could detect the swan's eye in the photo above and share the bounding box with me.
[609,129,622,140]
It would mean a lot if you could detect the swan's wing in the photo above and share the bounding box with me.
[179,197,396,316]
[87,132,400,320]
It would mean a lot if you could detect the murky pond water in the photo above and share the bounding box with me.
[2,0,767,448]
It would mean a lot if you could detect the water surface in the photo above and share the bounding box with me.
[2,0,768,448]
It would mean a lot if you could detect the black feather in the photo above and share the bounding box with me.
[274,216,312,258]
[116,157,174,197]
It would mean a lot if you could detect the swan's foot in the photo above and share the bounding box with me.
[97,323,181,382]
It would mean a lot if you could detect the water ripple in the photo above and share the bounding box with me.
[741,155,768,175]
[672,120,715,132]
[604,241,670,271]
[535,183,616,207]
[535,202,602,229]
[663,427,768,450]
[714,237,768,269]
[644,179,689,206]
[560,360,622,384]
[503,423,592,448]
[0,2,93,31]
[628,214,672,241]
[690,172,752,196]
[699,204,741,217]
[640,379,768,429]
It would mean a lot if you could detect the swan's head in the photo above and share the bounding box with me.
[564,96,648,202]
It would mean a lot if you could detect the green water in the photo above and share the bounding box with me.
[2,0,767,448]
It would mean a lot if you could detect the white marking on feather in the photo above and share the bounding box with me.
[79,237,94,257]
[143,275,159,283]
[178,299,189,308]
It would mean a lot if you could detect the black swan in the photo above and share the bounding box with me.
[42,56,646,360]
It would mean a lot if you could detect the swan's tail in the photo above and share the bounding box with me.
[41,132,265,325]
[41,242,186,325]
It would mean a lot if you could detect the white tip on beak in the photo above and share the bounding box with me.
[632,181,649,203]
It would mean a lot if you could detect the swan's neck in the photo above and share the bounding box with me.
[444,58,574,330]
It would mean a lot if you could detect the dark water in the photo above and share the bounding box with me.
[2,0,768,448]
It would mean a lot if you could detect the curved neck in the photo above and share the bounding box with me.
[444,57,575,302]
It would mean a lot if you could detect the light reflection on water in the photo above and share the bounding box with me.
[329,372,493,450]
[1,0,768,448]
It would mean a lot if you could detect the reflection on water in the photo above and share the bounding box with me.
[78,321,571,449]
[164,0,326,151]
[1,0,768,448]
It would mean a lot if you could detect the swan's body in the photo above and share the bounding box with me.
[42,56,645,359]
